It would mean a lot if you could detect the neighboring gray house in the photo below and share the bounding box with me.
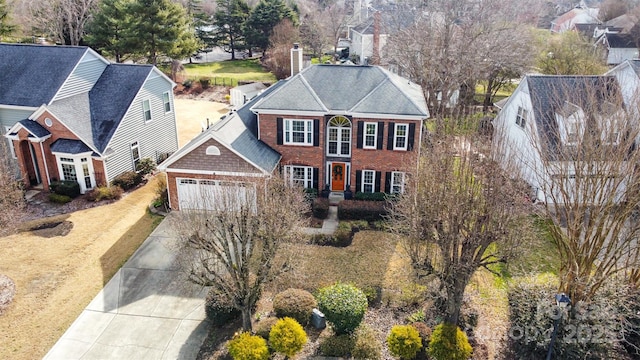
[596,33,639,65]
[1,43,179,194]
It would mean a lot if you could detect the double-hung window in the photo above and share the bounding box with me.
[362,170,375,193]
[284,119,313,145]
[284,165,313,188]
[393,123,408,150]
[143,99,152,122]
[391,171,405,194]
[516,107,527,128]
[163,92,171,113]
[364,122,378,149]
[131,141,141,170]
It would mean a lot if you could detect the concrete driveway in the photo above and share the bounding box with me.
[44,216,209,360]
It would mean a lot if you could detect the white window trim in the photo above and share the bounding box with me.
[391,171,405,194]
[163,91,172,113]
[326,126,352,157]
[54,153,95,194]
[4,126,16,159]
[131,141,141,170]
[284,165,313,188]
[516,106,527,129]
[143,99,152,122]
[363,122,378,149]
[284,119,313,146]
[393,123,408,151]
[361,169,375,193]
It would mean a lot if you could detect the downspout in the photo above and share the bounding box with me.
[39,141,51,188]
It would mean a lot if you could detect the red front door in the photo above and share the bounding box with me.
[331,163,345,191]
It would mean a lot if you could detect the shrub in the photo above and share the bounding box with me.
[400,283,429,308]
[304,187,318,200]
[310,227,353,247]
[86,185,123,202]
[254,316,278,339]
[352,324,382,360]
[49,180,80,198]
[388,324,423,360]
[205,288,240,326]
[48,193,72,204]
[338,199,388,221]
[361,285,382,306]
[111,171,143,191]
[200,77,211,89]
[354,191,387,201]
[227,332,269,360]
[269,317,307,358]
[273,288,317,326]
[410,322,432,345]
[319,334,354,357]
[316,282,368,335]
[135,157,156,175]
[428,323,472,360]
[183,79,193,88]
[406,309,426,323]
[312,197,330,219]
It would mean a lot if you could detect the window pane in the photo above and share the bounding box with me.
[328,142,338,154]
[62,163,77,182]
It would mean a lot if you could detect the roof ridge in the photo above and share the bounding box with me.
[299,71,329,112]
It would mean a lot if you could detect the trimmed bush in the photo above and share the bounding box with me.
[338,199,388,221]
[135,157,156,175]
[428,323,472,360]
[269,317,307,358]
[353,324,382,360]
[254,316,278,339]
[312,197,330,219]
[111,171,143,191]
[48,193,72,204]
[86,185,123,202]
[200,77,211,89]
[204,288,240,326]
[354,191,387,201]
[273,288,317,326]
[319,334,354,357]
[388,324,423,360]
[227,332,269,360]
[316,282,368,335]
[50,180,80,198]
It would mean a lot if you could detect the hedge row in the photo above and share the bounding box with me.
[337,200,389,221]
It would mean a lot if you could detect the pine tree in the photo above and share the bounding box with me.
[85,0,134,63]
[212,0,250,60]
[245,0,297,55]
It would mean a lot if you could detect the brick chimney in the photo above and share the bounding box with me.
[291,43,303,77]
[371,11,381,65]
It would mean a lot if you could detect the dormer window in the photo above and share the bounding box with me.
[556,101,584,145]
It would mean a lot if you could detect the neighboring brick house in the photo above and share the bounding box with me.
[1,43,179,194]
[159,64,429,211]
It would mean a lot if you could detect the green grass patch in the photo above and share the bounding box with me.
[311,55,333,64]
[505,215,560,277]
[181,59,276,83]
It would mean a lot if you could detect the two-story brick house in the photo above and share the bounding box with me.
[159,64,428,211]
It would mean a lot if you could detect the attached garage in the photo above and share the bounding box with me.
[176,178,255,211]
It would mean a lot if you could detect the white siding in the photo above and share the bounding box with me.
[104,74,179,182]
[53,51,108,102]
[607,48,639,65]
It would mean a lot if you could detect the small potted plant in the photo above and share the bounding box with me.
[321,184,330,198]
[344,185,353,200]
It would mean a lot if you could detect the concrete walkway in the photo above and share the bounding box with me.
[301,205,339,235]
[44,217,209,360]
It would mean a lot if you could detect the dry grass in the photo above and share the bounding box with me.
[0,179,163,360]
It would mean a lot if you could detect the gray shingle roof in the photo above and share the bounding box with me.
[89,64,152,152]
[50,139,93,154]
[526,75,622,160]
[18,119,50,138]
[0,44,87,107]
[605,33,637,48]
[236,80,286,136]
[252,65,428,117]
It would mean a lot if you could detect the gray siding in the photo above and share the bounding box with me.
[0,108,34,128]
[104,73,178,182]
[53,52,107,102]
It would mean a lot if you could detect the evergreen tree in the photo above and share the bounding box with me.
[0,0,15,40]
[85,0,134,63]
[212,0,250,59]
[245,0,297,55]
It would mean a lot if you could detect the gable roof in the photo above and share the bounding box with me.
[89,64,153,152]
[0,44,87,107]
[603,33,637,48]
[526,75,622,160]
[251,65,428,118]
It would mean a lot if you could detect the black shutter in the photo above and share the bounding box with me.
[313,167,319,190]
[408,123,416,151]
[377,122,385,150]
[313,119,320,146]
[375,171,381,192]
[355,170,362,193]
[385,172,391,193]
[357,121,364,149]
[276,117,283,145]
[387,122,395,150]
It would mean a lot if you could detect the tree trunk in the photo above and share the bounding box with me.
[483,76,495,113]
[241,306,252,332]
[444,276,468,326]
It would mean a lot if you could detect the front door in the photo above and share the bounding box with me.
[331,163,345,191]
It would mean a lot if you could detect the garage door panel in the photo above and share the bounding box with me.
[176,178,254,211]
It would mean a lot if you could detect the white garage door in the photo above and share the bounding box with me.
[177,178,254,211]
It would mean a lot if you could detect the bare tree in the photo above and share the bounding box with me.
[0,141,26,237]
[263,18,300,79]
[319,0,349,55]
[171,176,308,331]
[493,76,640,305]
[31,0,98,45]
[389,130,532,326]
